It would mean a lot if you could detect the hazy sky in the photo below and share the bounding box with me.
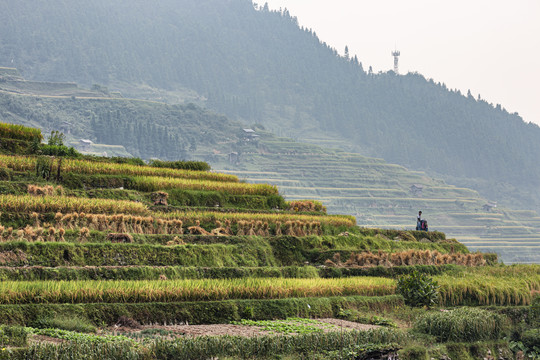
[261,0,540,125]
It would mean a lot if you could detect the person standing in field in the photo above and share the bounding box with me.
[416,211,422,230]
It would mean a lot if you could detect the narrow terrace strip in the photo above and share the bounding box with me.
[0,194,148,214]
[0,277,395,304]
[0,154,239,182]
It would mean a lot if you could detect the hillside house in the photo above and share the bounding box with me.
[483,202,497,212]
[79,139,93,151]
[242,128,259,142]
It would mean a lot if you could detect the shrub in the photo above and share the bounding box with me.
[414,307,507,342]
[532,295,540,327]
[521,328,540,349]
[396,271,439,308]
[398,345,429,360]
[115,316,142,329]
[107,156,146,166]
[40,144,80,157]
[0,325,27,347]
[0,167,12,181]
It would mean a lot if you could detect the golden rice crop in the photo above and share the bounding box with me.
[0,154,238,182]
[435,272,540,306]
[160,210,357,227]
[0,122,43,142]
[0,154,35,171]
[464,264,540,277]
[130,176,279,195]
[0,195,148,215]
[50,212,184,236]
[0,277,395,304]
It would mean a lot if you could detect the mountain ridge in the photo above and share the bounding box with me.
[1,0,538,211]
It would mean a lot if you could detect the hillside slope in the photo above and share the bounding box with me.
[210,135,540,264]
[0,73,241,160]
[1,75,539,264]
[0,123,538,359]
[1,0,539,212]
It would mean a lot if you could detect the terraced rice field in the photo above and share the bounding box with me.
[214,142,540,263]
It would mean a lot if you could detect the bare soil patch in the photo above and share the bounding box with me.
[113,318,379,338]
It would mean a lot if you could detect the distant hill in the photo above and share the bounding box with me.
[0,81,241,160]
[1,0,539,211]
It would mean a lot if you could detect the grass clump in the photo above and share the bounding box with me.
[398,345,429,360]
[26,328,133,344]
[336,308,397,327]
[0,325,27,347]
[413,307,507,342]
[32,314,96,333]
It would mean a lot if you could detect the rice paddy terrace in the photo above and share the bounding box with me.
[0,122,539,359]
[2,69,538,264]
[212,136,540,264]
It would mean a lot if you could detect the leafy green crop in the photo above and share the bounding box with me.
[26,327,135,344]
[231,318,334,334]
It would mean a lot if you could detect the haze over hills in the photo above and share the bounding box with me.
[1,0,540,213]
[0,68,241,160]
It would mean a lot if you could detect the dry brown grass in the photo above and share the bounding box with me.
[151,191,169,206]
[188,220,211,235]
[287,200,327,214]
[107,233,134,243]
[6,211,328,242]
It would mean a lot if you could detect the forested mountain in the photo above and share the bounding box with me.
[1,0,539,209]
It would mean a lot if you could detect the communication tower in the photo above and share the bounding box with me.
[391,50,400,74]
